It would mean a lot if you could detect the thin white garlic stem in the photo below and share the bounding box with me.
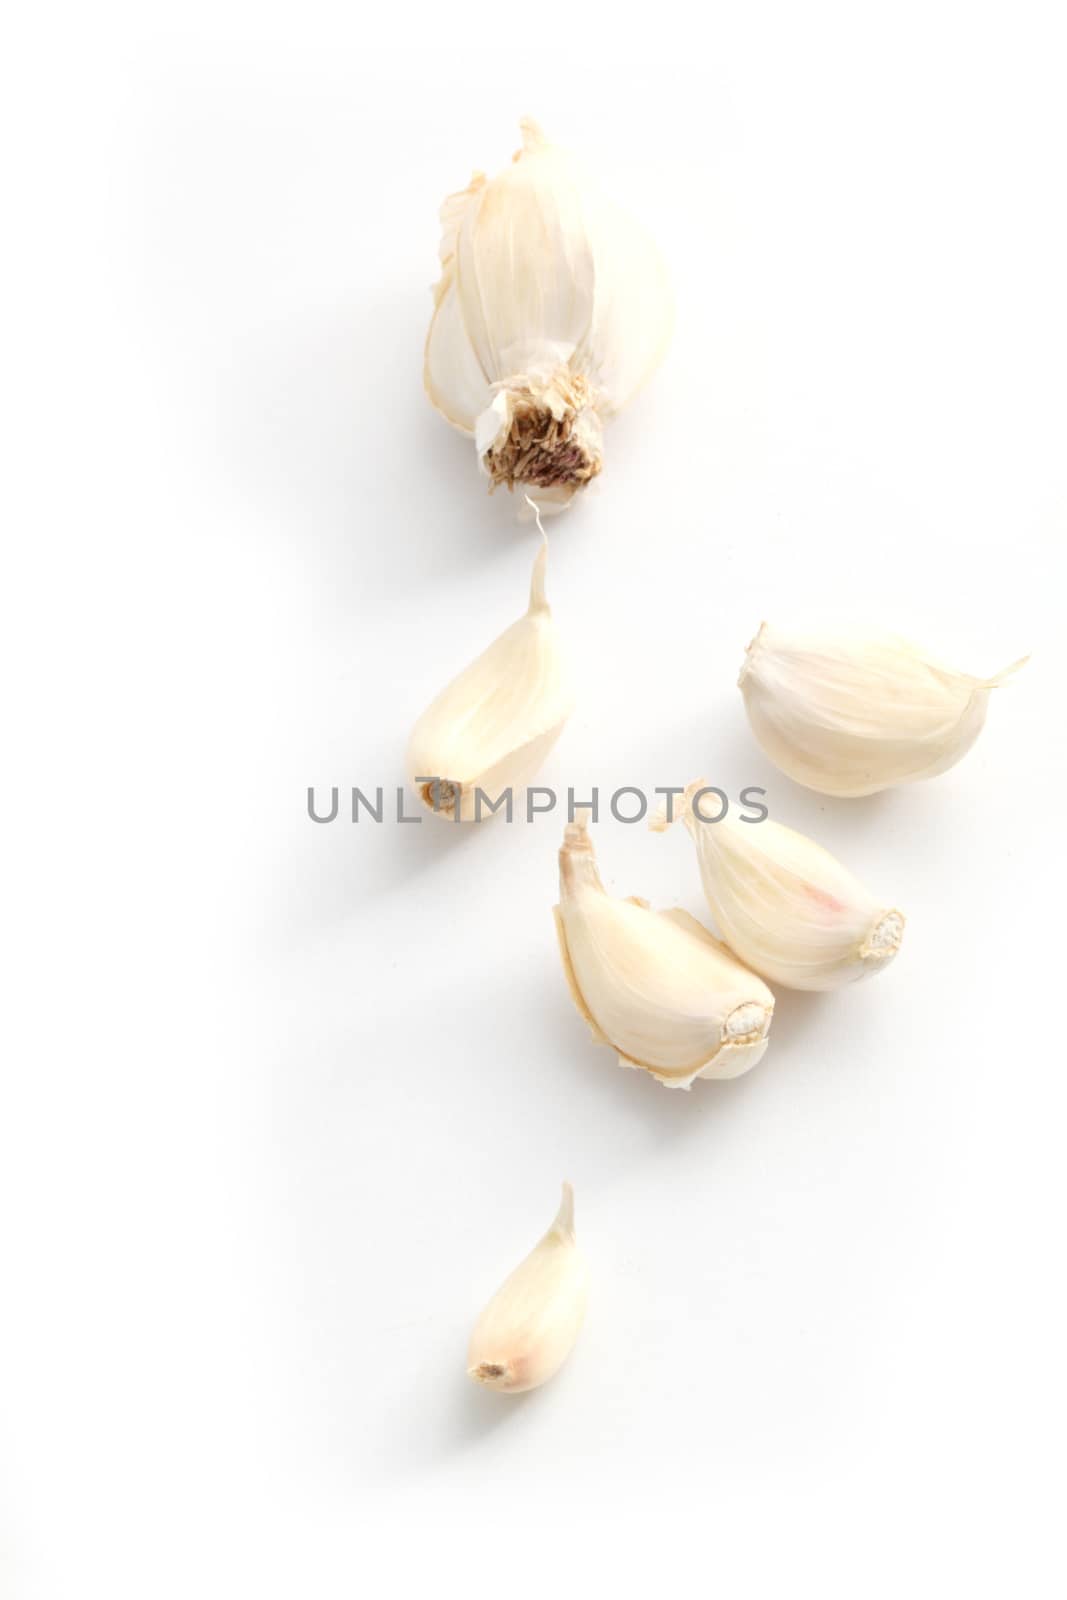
[739,622,1028,797]
[554,815,774,1088]
[656,781,905,992]
[467,1182,588,1394]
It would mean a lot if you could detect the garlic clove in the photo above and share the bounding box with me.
[407,533,573,821]
[425,119,672,505]
[467,1182,589,1394]
[655,781,905,992]
[739,623,1028,797]
[554,817,774,1088]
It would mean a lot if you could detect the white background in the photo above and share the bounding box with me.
[3,4,1066,1595]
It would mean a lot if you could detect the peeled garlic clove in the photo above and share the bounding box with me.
[554,817,774,1088]
[656,781,904,992]
[739,623,1028,797]
[407,537,573,821]
[425,119,672,507]
[467,1182,589,1394]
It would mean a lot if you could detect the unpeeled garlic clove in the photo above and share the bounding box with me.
[739,623,1028,797]
[407,535,573,821]
[467,1182,588,1394]
[425,119,672,508]
[655,781,904,992]
[554,816,774,1088]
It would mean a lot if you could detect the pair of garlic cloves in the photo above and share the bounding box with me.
[468,1182,588,1394]
[739,623,1028,797]
[554,815,774,1087]
[654,781,905,991]
[407,529,572,820]
[426,119,672,509]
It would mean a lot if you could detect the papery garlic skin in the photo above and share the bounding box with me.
[657,781,904,992]
[407,539,573,821]
[739,623,1027,798]
[554,817,774,1088]
[467,1182,588,1395]
[425,119,672,508]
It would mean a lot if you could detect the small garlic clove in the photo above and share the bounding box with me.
[407,533,573,821]
[425,119,672,504]
[656,781,905,992]
[467,1182,589,1395]
[554,817,774,1088]
[739,623,1028,797]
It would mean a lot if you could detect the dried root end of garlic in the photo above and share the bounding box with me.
[860,909,906,963]
[479,371,603,493]
[417,776,461,815]
[467,1182,588,1395]
[738,622,1028,797]
[554,817,774,1089]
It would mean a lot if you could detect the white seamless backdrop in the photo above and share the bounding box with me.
[2,5,1065,1597]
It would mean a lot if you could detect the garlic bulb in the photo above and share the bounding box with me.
[739,623,1028,797]
[554,816,774,1088]
[467,1182,588,1394]
[655,781,904,991]
[425,118,672,508]
[407,535,572,820]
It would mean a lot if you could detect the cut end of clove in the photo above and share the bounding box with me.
[861,909,906,961]
[419,778,461,816]
[723,1001,772,1044]
[469,1362,509,1385]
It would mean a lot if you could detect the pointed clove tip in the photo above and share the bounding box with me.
[649,802,674,834]
[559,814,602,898]
[987,653,1030,688]
[554,1180,576,1237]
[738,623,768,685]
[517,117,547,156]
[525,512,550,612]
[562,812,592,849]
